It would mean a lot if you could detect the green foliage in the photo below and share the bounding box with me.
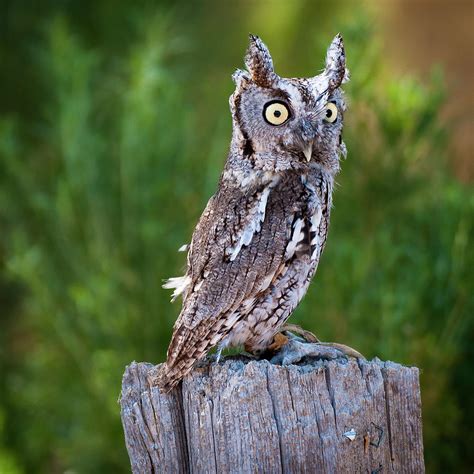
[0,1,472,472]
[0,409,22,474]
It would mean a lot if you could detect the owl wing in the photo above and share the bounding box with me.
[164,173,322,368]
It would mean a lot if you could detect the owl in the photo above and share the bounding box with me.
[154,34,350,391]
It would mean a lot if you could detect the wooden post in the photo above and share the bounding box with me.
[120,357,424,473]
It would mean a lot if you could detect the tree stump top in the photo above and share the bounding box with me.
[120,357,424,473]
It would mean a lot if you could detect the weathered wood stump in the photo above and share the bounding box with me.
[120,357,424,473]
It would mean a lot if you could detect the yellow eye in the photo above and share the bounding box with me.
[263,101,290,126]
[324,102,338,123]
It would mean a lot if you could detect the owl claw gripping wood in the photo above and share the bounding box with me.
[152,34,357,392]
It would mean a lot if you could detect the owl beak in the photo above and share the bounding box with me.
[302,142,313,162]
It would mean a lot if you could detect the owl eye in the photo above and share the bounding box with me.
[324,102,338,123]
[263,100,290,126]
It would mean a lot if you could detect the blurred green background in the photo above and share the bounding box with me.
[0,0,472,472]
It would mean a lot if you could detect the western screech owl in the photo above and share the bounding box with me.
[155,34,349,391]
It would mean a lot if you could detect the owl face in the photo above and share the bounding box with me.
[230,35,349,173]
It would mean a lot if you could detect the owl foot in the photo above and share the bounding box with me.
[270,327,364,365]
[264,324,318,354]
[279,323,320,343]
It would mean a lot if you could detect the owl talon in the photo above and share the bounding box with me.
[270,332,364,365]
[279,324,320,343]
[266,332,289,352]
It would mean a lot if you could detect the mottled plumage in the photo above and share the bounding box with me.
[155,34,349,391]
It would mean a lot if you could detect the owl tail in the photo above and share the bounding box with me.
[149,355,198,393]
[151,322,217,392]
[149,362,181,393]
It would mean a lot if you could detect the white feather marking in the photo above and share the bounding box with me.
[310,207,323,261]
[162,275,191,302]
[241,297,256,312]
[311,244,320,261]
[223,311,241,328]
[285,218,304,259]
[178,244,188,252]
[259,273,274,292]
[311,207,322,231]
[227,176,280,261]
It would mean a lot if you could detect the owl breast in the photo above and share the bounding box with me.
[221,167,332,352]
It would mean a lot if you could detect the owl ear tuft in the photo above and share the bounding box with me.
[245,34,276,87]
[324,33,349,90]
[232,69,251,88]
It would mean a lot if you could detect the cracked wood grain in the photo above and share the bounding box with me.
[120,357,424,473]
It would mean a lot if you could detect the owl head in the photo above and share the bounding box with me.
[229,34,349,175]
